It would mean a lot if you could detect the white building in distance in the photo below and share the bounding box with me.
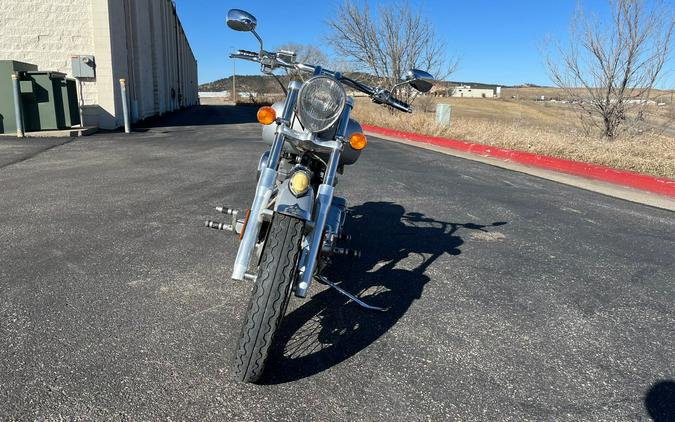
[199,91,230,98]
[451,85,495,98]
[0,0,198,129]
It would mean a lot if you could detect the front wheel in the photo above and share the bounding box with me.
[232,213,304,383]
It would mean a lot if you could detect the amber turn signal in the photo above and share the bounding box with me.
[257,106,276,125]
[349,132,367,150]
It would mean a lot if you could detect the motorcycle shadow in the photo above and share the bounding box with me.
[261,201,507,384]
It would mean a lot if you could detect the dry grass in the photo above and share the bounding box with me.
[502,87,675,103]
[198,96,283,106]
[352,97,675,178]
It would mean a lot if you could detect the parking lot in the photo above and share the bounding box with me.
[1,105,673,421]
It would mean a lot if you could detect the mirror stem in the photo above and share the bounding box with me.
[390,80,409,92]
[251,29,264,52]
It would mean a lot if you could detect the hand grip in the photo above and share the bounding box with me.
[237,49,258,57]
[373,94,412,113]
[386,96,412,113]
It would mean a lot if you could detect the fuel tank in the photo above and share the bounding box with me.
[262,101,363,165]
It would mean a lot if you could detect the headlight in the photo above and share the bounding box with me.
[296,76,346,133]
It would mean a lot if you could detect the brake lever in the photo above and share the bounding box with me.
[372,89,412,113]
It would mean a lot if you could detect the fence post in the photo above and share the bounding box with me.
[11,73,25,138]
[119,78,131,133]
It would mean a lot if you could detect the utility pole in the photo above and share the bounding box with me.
[232,59,236,103]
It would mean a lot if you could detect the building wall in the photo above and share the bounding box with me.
[0,0,198,129]
[451,86,495,98]
[120,0,198,120]
[0,0,97,104]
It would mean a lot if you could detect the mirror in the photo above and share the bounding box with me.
[226,9,257,32]
[405,69,434,93]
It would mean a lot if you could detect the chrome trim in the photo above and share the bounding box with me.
[279,125,340,151]
[232,167,276,280]
[296,182,334,297]
[256,150,270,180]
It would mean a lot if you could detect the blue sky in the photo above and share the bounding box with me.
[174,0,671,87]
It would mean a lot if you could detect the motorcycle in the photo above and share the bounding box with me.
[206,8,434,383]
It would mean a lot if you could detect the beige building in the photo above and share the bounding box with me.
[451,85,495,98]
[0,0,198,129]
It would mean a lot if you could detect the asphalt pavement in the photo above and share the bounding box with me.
[0,105,673,421]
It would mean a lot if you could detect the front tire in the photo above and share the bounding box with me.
[232,214,304,383]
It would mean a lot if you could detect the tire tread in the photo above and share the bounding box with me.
[232,214,303,382]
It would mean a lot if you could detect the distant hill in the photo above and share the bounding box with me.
[199,72,382,94]
[199,75,289,94]
[511,83,550,88]
[198,74,550,93]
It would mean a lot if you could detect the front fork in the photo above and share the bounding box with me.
[231,81,302,280]
[296,99,353,297]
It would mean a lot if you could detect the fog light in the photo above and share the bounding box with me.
[289,170,310,197]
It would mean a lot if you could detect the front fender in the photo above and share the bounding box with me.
[275,179,314,221]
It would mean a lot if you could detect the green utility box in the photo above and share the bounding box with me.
[0,60,38,134]
[60,78,80,127]
[24,72,81,130]
[0,62,80,133]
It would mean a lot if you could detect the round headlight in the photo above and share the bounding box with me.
[296,76,346,133]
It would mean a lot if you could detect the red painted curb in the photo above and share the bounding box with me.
[363,124,675,198]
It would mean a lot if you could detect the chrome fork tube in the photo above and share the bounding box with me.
[231,81,301,280]
[296,98,353,296]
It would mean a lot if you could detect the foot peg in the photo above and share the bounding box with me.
[205,220,233,231]
[216,206,237,215]
[315,275,388,312]
[204,206,245,235]
[333,247,361,259]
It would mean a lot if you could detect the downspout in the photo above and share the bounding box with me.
[173,1,182,108]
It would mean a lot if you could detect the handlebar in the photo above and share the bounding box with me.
[230,49,412,113]
[375,94,412,113]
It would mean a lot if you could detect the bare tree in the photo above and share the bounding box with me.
[276,43,328,81]
[327,0,458,96]
[546,0,673,138]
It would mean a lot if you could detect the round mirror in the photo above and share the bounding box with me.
[226,9,257,32]
[405,69,434,93]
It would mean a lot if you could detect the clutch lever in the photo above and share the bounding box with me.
[230,50,260,63]
[236,49,258,57]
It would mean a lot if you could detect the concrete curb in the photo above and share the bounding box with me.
[363,124,675,198]
[364,125,675,212]
[0,127,98,138]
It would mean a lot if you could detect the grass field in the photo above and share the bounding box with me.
[351,92,675,179]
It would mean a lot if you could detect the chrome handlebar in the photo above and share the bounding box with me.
[230,49,413,113]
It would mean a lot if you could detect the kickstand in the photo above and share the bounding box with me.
[315,275,389,312]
